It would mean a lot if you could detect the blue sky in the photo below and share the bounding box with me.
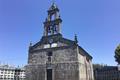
[0,0,120,66]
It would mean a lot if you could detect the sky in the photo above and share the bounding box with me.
[0,0,120,66]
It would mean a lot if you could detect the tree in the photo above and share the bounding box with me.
[114,44,120,64]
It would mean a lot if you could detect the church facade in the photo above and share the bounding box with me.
[26,3,94,80]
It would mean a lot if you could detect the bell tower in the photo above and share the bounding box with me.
[43,3,62,36]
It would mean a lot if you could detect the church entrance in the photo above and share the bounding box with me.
[47,69,52,80]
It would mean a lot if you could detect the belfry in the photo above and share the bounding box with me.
[43,3,62,36]
[26,2,94,80]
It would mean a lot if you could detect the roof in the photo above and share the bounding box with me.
[0,64,25,70]
[95,66,119,71]
[30,33,92,59]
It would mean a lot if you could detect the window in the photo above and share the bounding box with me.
[47,52,53,56]
[1,72,3,74]
[47,52,53,62]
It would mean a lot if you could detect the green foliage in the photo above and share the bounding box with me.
[114,44,120,64]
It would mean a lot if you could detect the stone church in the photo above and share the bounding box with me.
[26,3,94,80]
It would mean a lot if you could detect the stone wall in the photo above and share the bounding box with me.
[26,44,94,80]
[26,46,80,80]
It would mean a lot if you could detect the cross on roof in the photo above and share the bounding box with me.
[52,0,55,3]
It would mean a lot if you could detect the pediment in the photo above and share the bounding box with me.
[29,34,76,51]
